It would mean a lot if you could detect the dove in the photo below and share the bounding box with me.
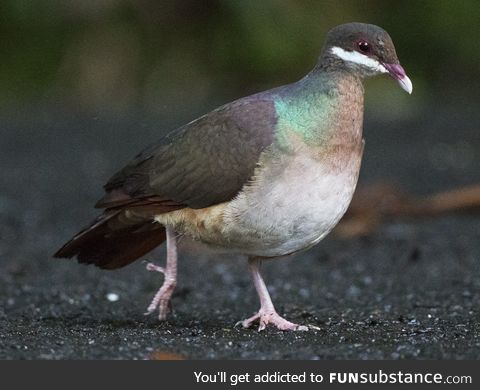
[55,23,412,331]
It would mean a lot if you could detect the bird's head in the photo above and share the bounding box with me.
[322,23,412,94]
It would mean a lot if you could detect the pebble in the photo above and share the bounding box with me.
[106,293,119,302]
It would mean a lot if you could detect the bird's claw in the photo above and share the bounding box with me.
[144,298,171,319]
[236,310,308,331]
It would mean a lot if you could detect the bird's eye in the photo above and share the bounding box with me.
[357,41,370,53]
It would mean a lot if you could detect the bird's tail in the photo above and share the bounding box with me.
[54,210,166,269]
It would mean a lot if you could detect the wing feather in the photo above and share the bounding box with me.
[97,95,277,210]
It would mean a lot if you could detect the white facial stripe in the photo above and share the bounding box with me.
[330,46,387,73]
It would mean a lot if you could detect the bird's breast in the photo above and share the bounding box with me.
[219,140,364,256]
[155,140,363,257]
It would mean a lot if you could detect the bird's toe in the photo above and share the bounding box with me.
[145,261,165,274]
[237,310,307,332]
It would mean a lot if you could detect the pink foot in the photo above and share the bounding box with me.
[241,257,309,331]
[237,309,308,331]
[144,260,176,320]
[144,228,178,321]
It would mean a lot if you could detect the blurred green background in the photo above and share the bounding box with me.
[0,0,478,121]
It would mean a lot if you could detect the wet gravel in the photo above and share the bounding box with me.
[0,106,479,359]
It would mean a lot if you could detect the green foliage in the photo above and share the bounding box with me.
[0,0,478,114]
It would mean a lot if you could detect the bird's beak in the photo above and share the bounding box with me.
[382,63,413,94]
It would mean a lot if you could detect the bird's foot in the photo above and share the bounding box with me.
[144,262,176,320]
[236,309,308,332]
[144,279,176,320]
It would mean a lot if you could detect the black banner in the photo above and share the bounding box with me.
[1,360,477,389]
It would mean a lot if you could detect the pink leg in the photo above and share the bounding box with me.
[238,257,308,331]
[144,226,178,320]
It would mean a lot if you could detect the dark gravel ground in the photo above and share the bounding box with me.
[0,105,479,359]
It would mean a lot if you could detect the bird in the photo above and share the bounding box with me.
[55,23,412,331]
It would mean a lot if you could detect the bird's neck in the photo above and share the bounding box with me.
[274,68,364,153]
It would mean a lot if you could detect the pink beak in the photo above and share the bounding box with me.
[383,63,413,94]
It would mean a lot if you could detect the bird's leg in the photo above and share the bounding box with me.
[238,257,308,331]
[144,226,178,320]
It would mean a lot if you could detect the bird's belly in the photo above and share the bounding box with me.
[155,148,362,257]
[219,153,362,257]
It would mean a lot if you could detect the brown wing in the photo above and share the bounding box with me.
[55,94,277,269]
[96,95,277,210]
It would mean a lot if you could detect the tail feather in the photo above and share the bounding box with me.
[54,211,166,269]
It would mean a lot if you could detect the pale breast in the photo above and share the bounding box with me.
[219,144,363,257]
[155,141,364,257]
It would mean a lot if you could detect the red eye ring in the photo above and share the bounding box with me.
[357,41,370,53]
